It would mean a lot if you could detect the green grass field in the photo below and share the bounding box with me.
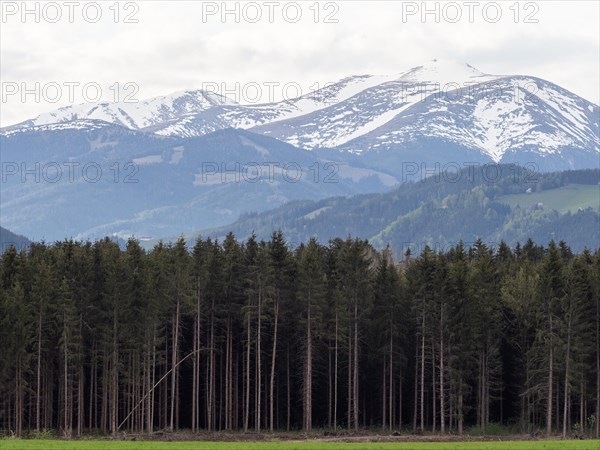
[1,440,599,450]
[499,184,600,214]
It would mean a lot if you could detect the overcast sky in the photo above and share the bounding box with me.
[1,0,598,126]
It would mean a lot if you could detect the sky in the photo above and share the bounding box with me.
[1,0,599,127]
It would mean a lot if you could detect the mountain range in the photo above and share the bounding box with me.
[191,166,600,254]
[1,59,598,242]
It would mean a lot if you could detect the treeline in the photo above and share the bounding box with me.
[0,234,599,439]
[209,168,600,253]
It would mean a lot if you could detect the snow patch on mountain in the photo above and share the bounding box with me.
[12,90,234,131]
[3,60,598,170]
[0,119,117,137]
[398,59,498,86]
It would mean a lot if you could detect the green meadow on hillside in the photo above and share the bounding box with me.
[499,184,600,214]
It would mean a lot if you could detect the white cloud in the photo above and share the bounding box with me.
[1,0,598,126]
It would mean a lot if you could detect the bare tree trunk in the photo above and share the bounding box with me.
[333,311,338,431]
[389,327,393,432]
[556,376,560,431]
[420,316,425,432]
[328,340,332,430]
[235,350,240,430]
[480,350,486,433]
[399,371,403,430]
[225,319,231,430]
[209,311,215,431]
[347,320,352,431]
[77,364,83,436]
[287,345,291,431]
[304,293,313,432]
[580,374,585,434]
[229,320,234,430]
[432,337,436,433]
[218,349,223,430]
[192,316,198,432]
[256,286,262,432]
[36,313,42,431]
[148,330,156,433]
[596,283,600,439]
[112,348,118,437]
[16,358,23,436]
[63,312,70,437]
[353,298,359,432]
[477,351,482,430]
[192,284,201,432]
[412,343,418,432]
[244,312,251,432]
[101,358,107,434]
[458,383,464,435]
[485,357,490,429]
[269,299,279,433]
[382,359,386,430]
[562,304,572,439]
[170,298,180,432]
[89,343,96,432]
[440,309,445,433]
[547,313,554,436]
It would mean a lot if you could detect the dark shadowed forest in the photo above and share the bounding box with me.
[1,235,598,439]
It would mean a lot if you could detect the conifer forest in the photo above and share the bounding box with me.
[0,235,598,439]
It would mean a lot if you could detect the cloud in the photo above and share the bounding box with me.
[1,0,598,126]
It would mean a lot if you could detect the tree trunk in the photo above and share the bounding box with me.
[256,285,262,432]
[334,311,338,430]
[63,311,70,437]
[225,318,231,430]
[16,358,23,436]
[458,382,464,435]
[382,359,386,430]
[420,315,425,432]
[562,301,572,439]
[244,312,251,432]
[89,343,96,432]
[287,345,291,432]
[399,371,403,430]
[412,342,418,432]
[170,297,180,432]
[269,299,279,433]
[192,316,198,432]
[440,307,445,433]
[208,310,215,431]
[432,337,436,433]
[348,318,352,431]
[193,285,202,432]
[36,313,42,431]
[389,326,393,432]
[328,339,332,430]
[596,282,600,439]
[547,313,554,436]
[580,374,585,435]
[77,364,83,436]
[353,298,359,432]
[305,292,313,432]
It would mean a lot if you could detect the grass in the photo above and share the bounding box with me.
[1,440,600,450]
[499,184,600,214]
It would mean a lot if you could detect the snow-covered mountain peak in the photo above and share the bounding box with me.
[10,88,236,132]
[3,60,597,171]
[0,118,118,137]
[398,59,499,86]
[154,88,237,108]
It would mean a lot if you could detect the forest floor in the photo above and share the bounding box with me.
[1,434,600,450]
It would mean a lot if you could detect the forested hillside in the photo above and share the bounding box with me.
[198,167,600,253]
[0,226,30,253]
[1,235,598,439]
